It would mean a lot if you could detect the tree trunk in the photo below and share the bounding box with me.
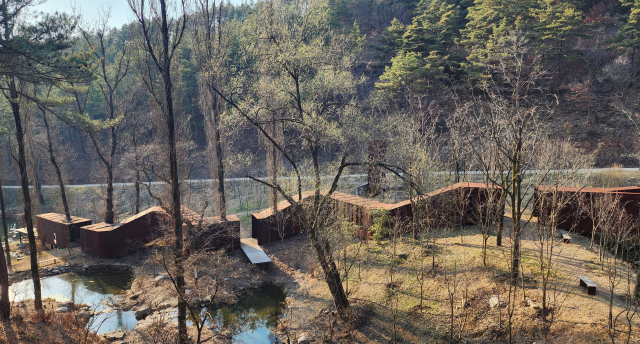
[135,170,140,214]
[267,116,279,213]
[132,125,141,214]
[10,83,42,311]
[89,131,115,224]
[105,125,116,224]
[105,163,114,224]
[159,0,186,339]
[510,181,521,281]
[205,90,227,220]
[0,210,8,320]
[0,179,11,268]
[634,270,640,300]
[497,200,505,247]
[33,169,45,212]
[310,224,349,311]
[306,148,349,313]
[42,111,71,221]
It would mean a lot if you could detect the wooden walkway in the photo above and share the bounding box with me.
[240,238,271,265]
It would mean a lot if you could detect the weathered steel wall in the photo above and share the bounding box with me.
[252,204,302,245]
[191,215,241,252]
[79,223,119,258]
[250,183,503,244]
[35,213,91,249]
[80,206,170,258]
[389,182,503,229]
[534,186,640,233]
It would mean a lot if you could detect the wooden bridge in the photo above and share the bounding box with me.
[240,238,271,268]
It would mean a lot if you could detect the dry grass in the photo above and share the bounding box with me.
[0,299,108,344]
[264,223,640,343]
[6,213,640,343]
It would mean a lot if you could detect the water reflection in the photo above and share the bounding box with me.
[10,270,137,334]
[187,283,286,344]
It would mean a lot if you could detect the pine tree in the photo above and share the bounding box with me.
[376,18,406,61]
[0,1,92,314]
[610,0,640,60]
[402,0,463,60]
[376,0,463,101]
[462,0,536,70]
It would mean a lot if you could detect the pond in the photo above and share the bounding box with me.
[183,283,287,344]
[10,269,137,334]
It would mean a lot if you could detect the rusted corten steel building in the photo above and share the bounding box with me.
[533,185,640,233]
[251,191,314,245]
[251,182,503,244]
[390,182,503,228]
[80,206,170,258]
[35,213,92,249]
[329,191,392,239]
[251,191,396,244]
[181,206,240,252]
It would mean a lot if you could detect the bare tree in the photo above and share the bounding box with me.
[597,195,635,344]
[127,0,188,341]
[34,85,73,222]
[0,177,8,319]
[532,139,592,341]
[473,181,500,267]
[118,78,150,215]
[0,176,10,270]
[2,77,43,311]
[80,13,131,224]
[206,0,366,314]
[461,30,551,280]
[190,0,231,220]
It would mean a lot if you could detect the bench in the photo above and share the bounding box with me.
[560,230,571,244]
[579,276,597,295]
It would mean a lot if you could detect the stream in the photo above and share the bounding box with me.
[9,269,137,334]
[10,270,288,342]
[180,283,287,344]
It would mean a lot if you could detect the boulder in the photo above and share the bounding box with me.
[158,299,178,310]
[528,299,540,310]
[135,306,151,320]
[103,331,126,341]
[298,333,309,344]
[489,295,503,308]
[59,301,74,308]
[154,275,168,285]
[54,307,68,313]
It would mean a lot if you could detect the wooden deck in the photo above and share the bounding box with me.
[240,238,271,265]
[12,227,37,243]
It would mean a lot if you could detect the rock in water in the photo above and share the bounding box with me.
[135,306,150,320]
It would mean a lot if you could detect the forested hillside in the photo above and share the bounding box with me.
[3,0,638,189]
[4,1,640,343]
